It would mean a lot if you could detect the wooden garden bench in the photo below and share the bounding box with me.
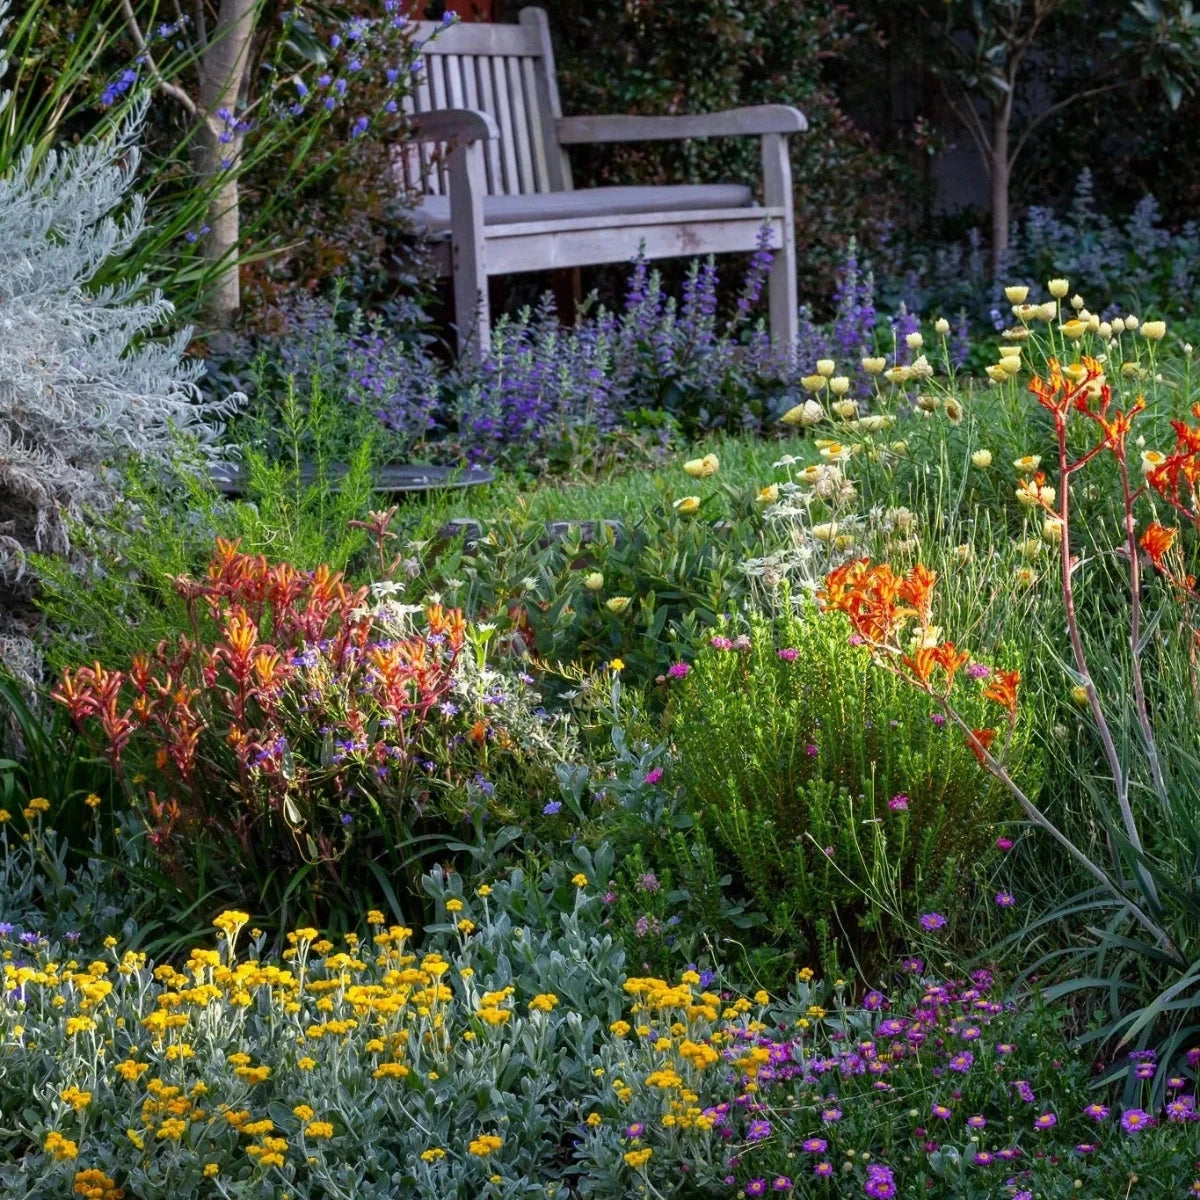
[399,7,806,357]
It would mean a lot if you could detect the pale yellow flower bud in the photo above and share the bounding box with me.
[883,365,911,384]
[953,543,973,564]
[829,375,852,396]
[756,484,779,505]
[1042,518,1063,543]
[1087,312,1101,332]
[1047,278,1069,298]
[801,374,827,392]
[1037,302,1058,322]
[985,364,1010,383]
[905,331,924,350]
[998,344,1022,361]
[889,441,908,455]
[815,359,836,377]
[1004,285,1029,303]
[1097,322,1112,340]
[1124,314,1139,330]
[971,449,993,468]
[861,356,887,375]
[1070,294,1085,311]
[683,453,719,478]
[1111,317,1126,334]
[810,522,839,542]
[934,317,950,335]
[1142,320,1166,340]
[1059,319,1087,340]
[605,596,631,615]
[1014,303,1039,321]
[910,354,933,379]
[857,414,893,432]
[944,398,964,424]
[584,572,605,592]
[831,399,858,419]
[1017,537,1042,559]
[781,400,824,427]
[1002,326,1030,341]
[916,393,939,412]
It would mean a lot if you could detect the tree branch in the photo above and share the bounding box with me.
[120,0,199,116]
[1009,81,1124,168]
[938,76,992,169]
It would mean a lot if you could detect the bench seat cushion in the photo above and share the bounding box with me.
[411,183,755,231]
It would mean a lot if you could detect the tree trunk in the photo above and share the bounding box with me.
[196,0,258,329]
[989,96,1012,278]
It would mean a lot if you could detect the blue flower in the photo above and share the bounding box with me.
[542,800,562,815]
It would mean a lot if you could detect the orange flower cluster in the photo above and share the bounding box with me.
[820,558,1019,770]
[54,542,465,858]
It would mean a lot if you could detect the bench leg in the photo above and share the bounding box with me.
[447,138,489,359]
[761,133,797,356]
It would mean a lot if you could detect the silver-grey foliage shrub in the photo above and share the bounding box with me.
[0,7,225,603]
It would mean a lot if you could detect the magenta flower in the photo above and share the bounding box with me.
[995,836,1014,851]
[777,648,799,661]
[772,1179,792,1192]
[711,636,732,650]
[802,1138,828,1154]
[643,767,663,785]
[863,1164,897,1199]
[888,794,909,811]
[995,891,1015,907]
[966,1115,987,1129]
[972,1151,993,1165]
[967,663,991,679]
[948,1051,974,1073]
[746,1180,767,1197]
[667,661,690,679]
[930,1102,952,1120]
[813,1162,833,1177]
[1034,1112,1057,1130]
[919,912,947,932]
[747,1119,772,1142]
[1083,1103,1110,1122]
[1121,1108,1152,1133]
[806,743,819,756]
[1075,1143,1097,1154]
[820,1106,842,1123]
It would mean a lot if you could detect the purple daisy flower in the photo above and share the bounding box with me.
[919,912,947,932]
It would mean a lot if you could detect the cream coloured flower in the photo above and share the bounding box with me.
[605,596,631,615]
[801,374,827,392]
[584,572,604,592]
[1047,278,1069,298]
[934,317,950,335]
[905,331,924,350]
[1013,454,1041,471]
[1005,285,1029,303]
[1142,320,1166,340]
[810,522,839,542]
[816,358,836,377]
[1141,449,1167,474]
[1041,517,1063,543]
[673,496,701,515]
[971,449,993,468]
[831,399,858,419]
[861,356,887,374]
[1059,319,1087,340]
[756,484,780,505]
[829,376,852,396]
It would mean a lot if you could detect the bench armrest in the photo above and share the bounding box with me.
[411,108,500,143]
[555,105,806,146]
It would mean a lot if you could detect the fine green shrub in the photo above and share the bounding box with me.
[669,602,1038,971]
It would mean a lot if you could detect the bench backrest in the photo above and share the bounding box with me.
[402,7,570,197]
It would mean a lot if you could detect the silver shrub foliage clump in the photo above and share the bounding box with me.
[0,5,226,596]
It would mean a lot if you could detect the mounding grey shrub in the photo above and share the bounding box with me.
[0,8,228,603]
